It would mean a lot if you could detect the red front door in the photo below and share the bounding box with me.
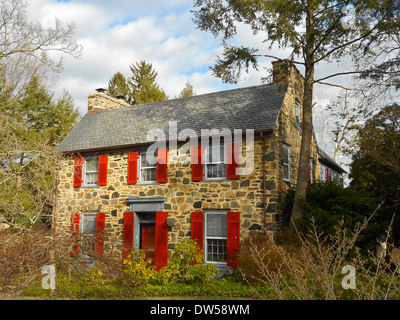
[141,225,155,264]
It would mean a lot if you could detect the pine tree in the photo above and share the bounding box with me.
[128,60,168,105]
[107,72,132,104]
[178,81,195,98]
[0,74,80,228]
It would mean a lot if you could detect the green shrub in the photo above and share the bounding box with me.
[283,182,381,254]
[156,239,219,284]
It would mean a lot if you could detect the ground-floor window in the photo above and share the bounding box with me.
[205,211,227,264]
[80,212,97,264]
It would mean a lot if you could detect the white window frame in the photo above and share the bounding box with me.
[320,163,328,182]
[310,158,315,183]
[295,99,302,128]
[283,144,291,182]
[138,151,157,183]
[204,211,227,265]
[204,144,226,180]
[83,157,99,187]
[79,212,97,264]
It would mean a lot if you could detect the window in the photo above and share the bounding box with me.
[283,144,291,182]
[309,159,315,183]
[204,144,226,179]
[295,99,301,128]
[80,213,97,264]
[205,212,227,264]
[83,157,98,186]
[139,152,157,183]
[319,163,327,181]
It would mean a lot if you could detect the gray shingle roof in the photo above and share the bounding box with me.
[54,83,288,153]
[318,148,347,173]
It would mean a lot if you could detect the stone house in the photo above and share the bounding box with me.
[53,61,344,271]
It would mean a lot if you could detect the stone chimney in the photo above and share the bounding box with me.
[271,60,303,85]
[87,89,131,113]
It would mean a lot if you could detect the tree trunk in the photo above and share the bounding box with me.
[291,6,315,224]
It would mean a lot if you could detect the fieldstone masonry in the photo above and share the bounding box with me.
[53,61,320,259]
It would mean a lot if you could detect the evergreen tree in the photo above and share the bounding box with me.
[128,60,168,105]
[178,81,195,98]
[350,104,400,245]
[16,75,79,144]
[0,74,80,228]
[107,72,132,104]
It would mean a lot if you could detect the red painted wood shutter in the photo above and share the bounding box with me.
[226,142,239,180]
[73,157,83,187]
[95,212,106,255]
[127,152,138,185]
[227,211,240,266]
[191,145,203,181]
[97,154,108,186]
[156,149,168,183]
[191,212,204,251]
[327,168,332,182]
[70,212,80,257]
[155,211,168,271]
[123,211,134,261]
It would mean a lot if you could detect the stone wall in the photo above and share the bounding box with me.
[273,61,320,196]
[53,135,282,255]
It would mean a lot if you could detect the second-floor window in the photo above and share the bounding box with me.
[283,144,291,182]
[83,157,98,186]
[295,99,301,128]
[139,151,157,183]
[204,144,226,180]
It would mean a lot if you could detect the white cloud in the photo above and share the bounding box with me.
[26,0,348,126]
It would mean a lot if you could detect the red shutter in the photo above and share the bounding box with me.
[123,211,134,261]
[95,212,106,255]
[226,142,239,180]
[191,212,204,251]
[156,149,168,183]
[73,157,83,187]
[327,168,332,182]
[191,145,203,181]
[70,212,80,257]
[155,211,168,271]
[191,212,204,263]
[127,152,138,185]
[227,211,240,266]
[98,154,108,186]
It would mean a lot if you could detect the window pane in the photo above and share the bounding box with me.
[207,214,227,237]
[141,152,156,168]
[141,168,156,181]
[206,163,226,178]
[86,158,98,171]
[283,165,289,181]
[81,214,96,258]
[283,147,289,164]
[82,214,96,235]
[207,239,227,262]
[86,172,98,185]
[209,144,224,163]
